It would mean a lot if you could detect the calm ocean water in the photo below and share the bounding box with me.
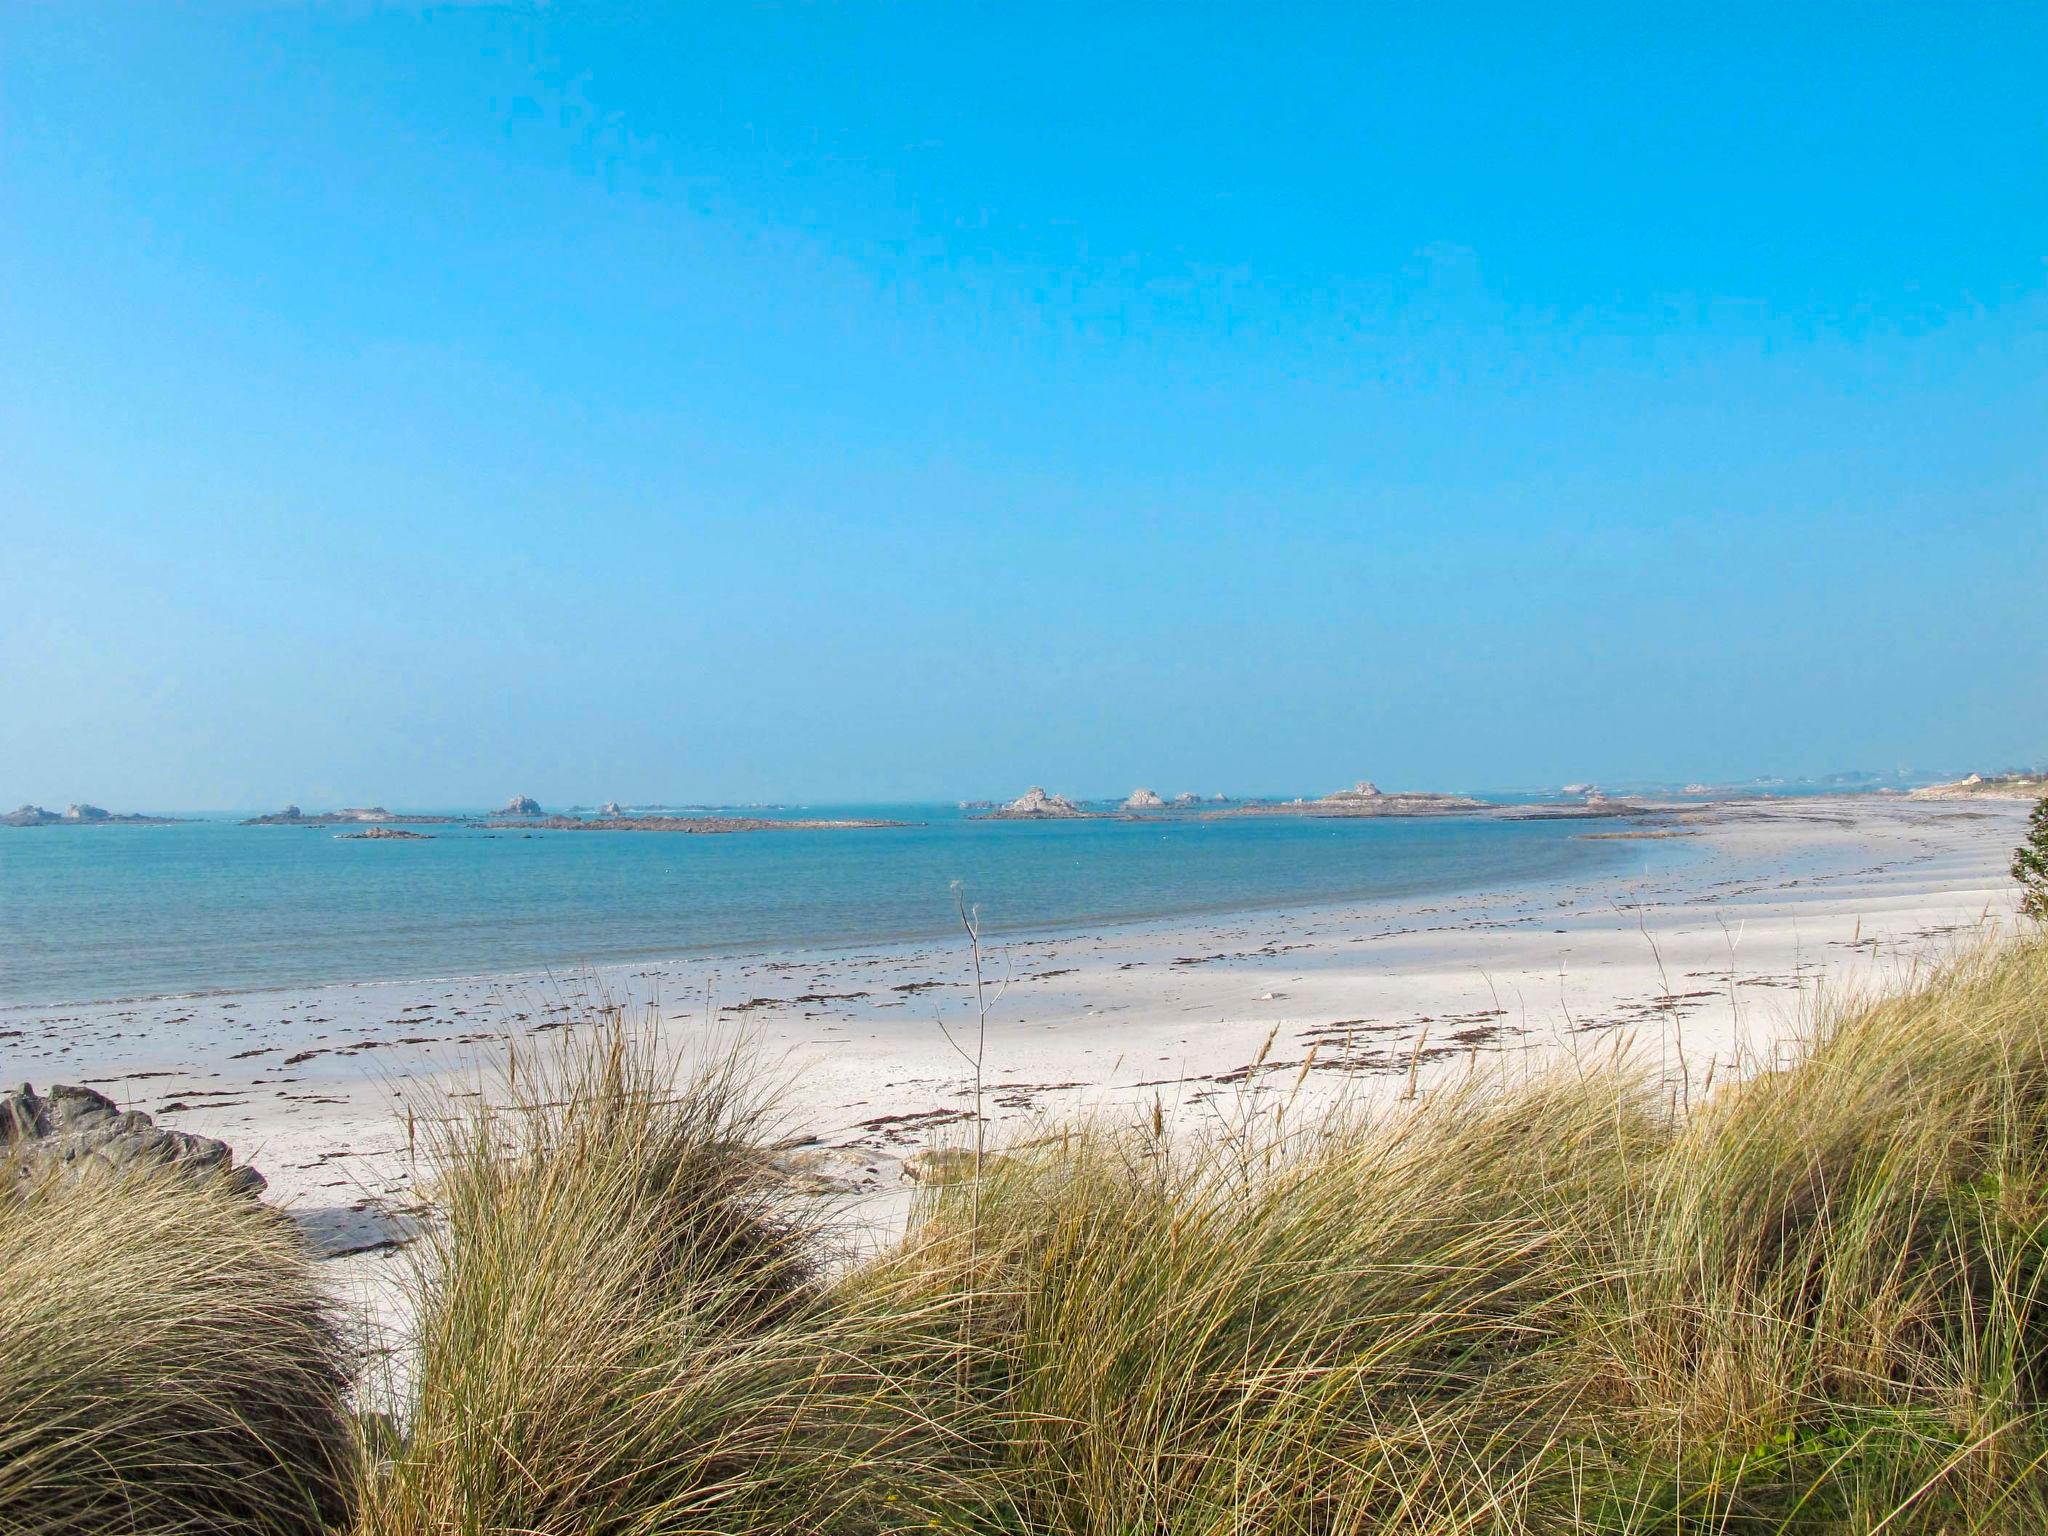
[0,805,1671,1009]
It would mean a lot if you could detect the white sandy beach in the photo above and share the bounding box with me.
[4,793,2032,1347]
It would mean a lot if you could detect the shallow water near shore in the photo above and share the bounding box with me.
[0,804,1668,1009]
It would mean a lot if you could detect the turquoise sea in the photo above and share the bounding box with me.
[0,805,1672,1009]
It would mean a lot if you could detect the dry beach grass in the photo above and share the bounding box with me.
[352,1032,963,1536]
[8,927,2048,1533]
[0,1162,354,1536]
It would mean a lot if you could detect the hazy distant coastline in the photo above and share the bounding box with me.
[478,814,914,833]
[236,797,910,834]
[2,803,184,827]
[8,766,2038,834]
[1908,772,2048,801]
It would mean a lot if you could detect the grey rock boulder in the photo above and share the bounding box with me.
[1,1083,266,1195]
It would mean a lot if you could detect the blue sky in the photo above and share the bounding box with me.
[2,4,2043,809]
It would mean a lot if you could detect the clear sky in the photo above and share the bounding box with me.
[2,4,2043,810]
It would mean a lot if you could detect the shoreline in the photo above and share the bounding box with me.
[1,812,1663,1016]
[11,795,2025,1116]
[3,793,2032,1332]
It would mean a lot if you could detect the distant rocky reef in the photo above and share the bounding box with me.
[336,826,434,840]
[479,814,913,834]
[241,798,908,834]
[1118,788,1227,814]
[1218,780,1490,819]
[1200,779,1662,822]
[242,805,455,827]
[974,780,1530,822]
[2,803,182,827]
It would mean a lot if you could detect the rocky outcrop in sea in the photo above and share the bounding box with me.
[2,1084,266,1195]
[1327,781,1382,800]
[499,794,543,816]
[979,787,1089,820]
[1123,788,1166,810]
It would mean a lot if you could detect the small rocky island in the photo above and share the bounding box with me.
[975,787,1092,820]
[1122,787,1166,810]
[2,803,182,827]
[336,826,433,840]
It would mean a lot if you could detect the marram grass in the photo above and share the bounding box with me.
[352,1027,975,1536]
[10,931,2048,1534]
[1573,933,2048,1532]
[359,930,2048,1535]
[0,1161,354,1536]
